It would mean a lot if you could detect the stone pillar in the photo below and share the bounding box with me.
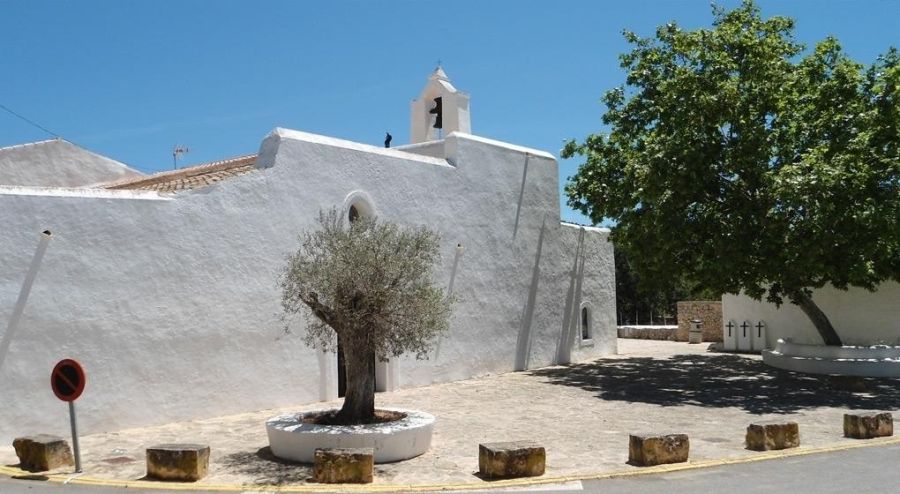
[146,444,210,482]
[12,435,74,472]
[844,413,893,439]
[314,448,374,484]
[745,421,799,451]
[628,433,689,466]
[479,441,545,479]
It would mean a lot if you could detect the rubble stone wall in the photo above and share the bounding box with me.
[676,301,723,342]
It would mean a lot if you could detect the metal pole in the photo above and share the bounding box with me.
[0,230,52,372]
[68,401,82,473]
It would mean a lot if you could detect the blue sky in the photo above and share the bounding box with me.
[1,1,897,225]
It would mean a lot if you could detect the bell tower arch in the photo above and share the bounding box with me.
[410,66,471,143]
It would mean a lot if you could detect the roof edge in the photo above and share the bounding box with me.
[102,154,256,190]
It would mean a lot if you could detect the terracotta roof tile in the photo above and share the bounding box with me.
[103,154,256,192]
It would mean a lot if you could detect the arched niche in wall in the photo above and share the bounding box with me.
[580,302,593,342]
[336,189,395,394]
[342,190,377,224]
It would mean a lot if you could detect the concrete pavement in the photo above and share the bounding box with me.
[3,442,900,493]
[3,340,899,489]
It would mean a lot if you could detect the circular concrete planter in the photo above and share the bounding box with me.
[763,339,900,377]
[266,408,434,463]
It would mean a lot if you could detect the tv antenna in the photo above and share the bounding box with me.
[172,145,189,169]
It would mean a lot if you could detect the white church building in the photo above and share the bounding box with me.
[0,69,616,442]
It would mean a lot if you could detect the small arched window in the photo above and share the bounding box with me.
[343,191,376,225]
[581,305,592,341]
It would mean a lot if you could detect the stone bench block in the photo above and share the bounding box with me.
[628,433,689,466]
[746,421,799,451]
[844,412,893,439]
[313,448,374,484]
[146,443,210,482]
[12,435,74,472]
[479,441,545,479]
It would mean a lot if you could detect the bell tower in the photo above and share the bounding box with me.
[410,66,471,144]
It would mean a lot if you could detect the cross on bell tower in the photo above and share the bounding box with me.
[410,66,471,143]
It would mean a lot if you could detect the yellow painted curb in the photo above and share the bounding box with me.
[3,435,900,492]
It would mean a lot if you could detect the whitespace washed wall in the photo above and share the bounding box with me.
[0,139,141,188]
[0,130,615,443]
[722,282,900,348]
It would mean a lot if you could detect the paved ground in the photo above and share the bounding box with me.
[3,339,900,488]
[4,443,900,493]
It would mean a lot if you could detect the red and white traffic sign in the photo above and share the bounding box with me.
[51,359,86,402]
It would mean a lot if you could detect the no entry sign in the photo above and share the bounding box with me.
[51,359,86,402]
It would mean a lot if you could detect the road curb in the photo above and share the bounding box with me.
[3,436,900,492]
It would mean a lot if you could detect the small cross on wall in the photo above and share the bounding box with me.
[725,321,735,337]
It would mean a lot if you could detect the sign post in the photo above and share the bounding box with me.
[51,359,86,473]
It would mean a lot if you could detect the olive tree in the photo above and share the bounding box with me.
[280,210,453,424]
[563,1,899,346]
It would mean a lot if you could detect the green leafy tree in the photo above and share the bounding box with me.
[281,210,453,423]
[563,1,899,346]
[615,248,720,325]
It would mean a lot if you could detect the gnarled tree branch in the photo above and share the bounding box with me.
[298,291,338,329]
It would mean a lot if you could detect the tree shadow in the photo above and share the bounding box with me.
[218,447,398,485]
[219,446,312,485]
[529,354,900,414]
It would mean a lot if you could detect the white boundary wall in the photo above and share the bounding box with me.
[0,130,616,443]
[722,282,900,348]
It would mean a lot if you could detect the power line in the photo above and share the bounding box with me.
[0,103,60,139]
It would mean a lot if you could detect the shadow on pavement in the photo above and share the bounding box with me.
[529,353,900,414]
[219,447,312,485]
[218,447,408,484]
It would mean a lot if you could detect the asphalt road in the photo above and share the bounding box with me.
[2,443,899,494]
[579,442,900,494]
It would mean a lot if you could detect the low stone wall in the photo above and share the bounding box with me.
[676,301,722,342]
[618,325,678,341]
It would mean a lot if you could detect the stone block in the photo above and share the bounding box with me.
[478,441,545,479]
[12,435,74,472]
[313,448,374,484]
[745,421,800,451]
[146,443,210,482]
[844,412,893,439]
[628,434,689,466]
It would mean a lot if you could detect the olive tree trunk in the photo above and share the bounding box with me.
[337,338,376,423]
[789,291,843,346]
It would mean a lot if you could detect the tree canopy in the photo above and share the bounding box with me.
[281,210,453,423]
[563,0,899,345]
